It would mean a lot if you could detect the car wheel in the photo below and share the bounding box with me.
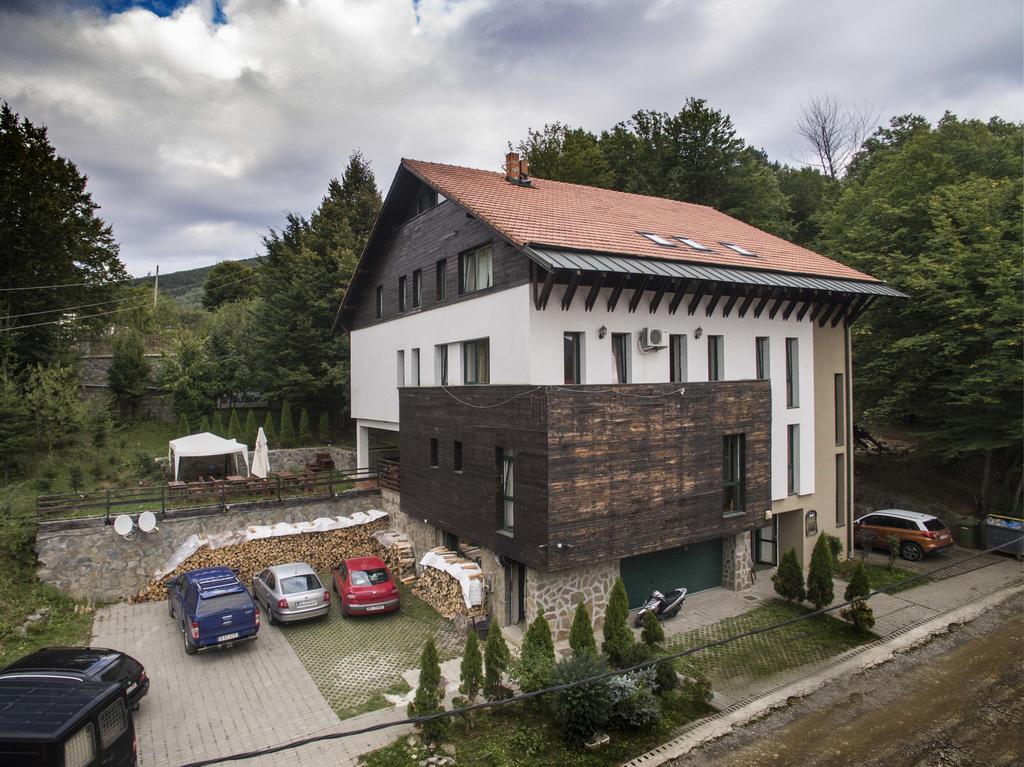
[168,599,174,618]
[901,542,923,562]
[267,606,276,626]
[183,628,197,656]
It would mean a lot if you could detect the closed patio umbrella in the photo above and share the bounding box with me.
[251,427,270,479]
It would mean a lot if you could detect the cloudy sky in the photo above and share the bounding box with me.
[2,0,1021,276]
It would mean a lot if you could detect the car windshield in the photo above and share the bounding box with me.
[923,519,946,531]
[281,574,321,594]
[350,569,389,587]
[196,591,252,616]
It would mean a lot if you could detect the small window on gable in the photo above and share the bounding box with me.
[722,242,756,257]
[639,232,677,247]
[414,186,438,216]
[375,285,383,319]
[676,237,712,251]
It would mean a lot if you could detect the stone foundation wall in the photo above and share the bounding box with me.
[722,530,754,590]
[36,489,382,603]
[526,560,620,640]
[379,488,439,557]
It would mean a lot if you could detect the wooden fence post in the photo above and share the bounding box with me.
[161,486,166,517]
[105,489,111,524]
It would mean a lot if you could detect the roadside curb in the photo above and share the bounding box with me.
[623,582,1024,766]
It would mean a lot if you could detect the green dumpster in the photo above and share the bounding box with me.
[958,519,981,549]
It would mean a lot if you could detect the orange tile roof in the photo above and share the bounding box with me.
[402,159,879,283]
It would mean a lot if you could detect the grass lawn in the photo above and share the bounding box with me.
[664,599,872,683]
[361,689,714,767]
[835,558,929,594]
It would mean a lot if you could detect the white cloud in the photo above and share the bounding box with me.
[0,0,1020,275]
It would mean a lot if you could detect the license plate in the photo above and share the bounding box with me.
[296,599,317,608]
[126,682,137,694]
[218,632,239,642]
[365,605,385,611]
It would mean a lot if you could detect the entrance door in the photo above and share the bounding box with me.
[755,518,778,566]
[504,560,526,626]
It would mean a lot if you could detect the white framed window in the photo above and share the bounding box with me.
[676,237,712,251]
[611,333,631,383]
[708,335,724,381]
[786,338,799,407]
[462,338,490,384]
[670,334,688,383]
[755,337,770,380]
[787,424,800,495]
[411,348,420,386]
[722,242,756,256]
[434,344,449,386]
[501,448,514,533]
[563,332,583,384]
[396,350,405,387]
[638,231,676,247]
[459,244,493,294]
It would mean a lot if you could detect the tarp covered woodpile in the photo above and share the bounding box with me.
[413,547,485,616]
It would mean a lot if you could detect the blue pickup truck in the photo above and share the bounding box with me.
[167,567,260,655]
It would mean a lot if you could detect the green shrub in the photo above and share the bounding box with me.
[318,412,331,443]
[602,577,634,667]
[199,415,211,433]
[514,611,555,693]
[772,548,806,603]
[176,413,190,437]
[843,559,872,602]
[459,631,482,701]
[263,411,277,448]
[654,659,679,693]
[824,533,843,563]
[67,464,84,491]
[551,653,612,745]
[806,534,835,610]
[607,666,660,729]
[408,637,448,743]
[483,620,511,700]
[841,599,876,632]
[227,409,242,441]
[298,408,313,445]
[211,410,225,436]
[131,450,162,481]
[569,601,597,658]
[279,401,295,448]
[641,609,665,647]
[243,410,257,448]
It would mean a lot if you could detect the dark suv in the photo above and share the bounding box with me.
[1,647,149,710]
[167,567,260,655]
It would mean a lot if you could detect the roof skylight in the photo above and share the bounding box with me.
[676,237,712,251]
[722,242,756,257]
[638,232,676,247]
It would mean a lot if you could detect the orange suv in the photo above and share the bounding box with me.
[853,509,954,561]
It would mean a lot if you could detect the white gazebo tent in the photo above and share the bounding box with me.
[168,432,250,481]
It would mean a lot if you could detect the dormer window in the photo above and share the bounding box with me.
[638,232,676,247]
[414,186,438,216]
[722,242,756,257]
[676,237,712,251]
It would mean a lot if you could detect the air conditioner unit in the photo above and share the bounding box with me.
[639,327,666,352]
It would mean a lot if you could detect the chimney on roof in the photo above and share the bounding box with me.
[505,151,531,186]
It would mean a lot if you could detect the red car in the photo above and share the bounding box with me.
[331,556,401,617]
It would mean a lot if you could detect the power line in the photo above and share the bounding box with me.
[0,277,134,292]
[177,536,1023,767]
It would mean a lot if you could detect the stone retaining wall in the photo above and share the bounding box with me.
[526,560,620,640]
[36,488,382,603]
[156,446,357,476]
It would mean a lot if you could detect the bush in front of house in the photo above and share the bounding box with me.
[483,620,511,700]
[551,653,612,745]
[602,577,635,667]
[459,631,482,702]
[408,637,448,743]
[841,559,876,632]
[773,548,806,603]
[641,609,665,648]
[606,666,661,729]
[824,532,843,563]
[843,559,871,602]
[569,601,597,658]
[515,610,555,693]
[806,533,836,610]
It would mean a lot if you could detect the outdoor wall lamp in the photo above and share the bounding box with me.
[694,326,703,339]
[598,325,607,339]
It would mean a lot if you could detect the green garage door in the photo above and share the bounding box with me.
[620,539,723,608]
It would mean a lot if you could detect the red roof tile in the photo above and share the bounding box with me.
[402,159,879,283]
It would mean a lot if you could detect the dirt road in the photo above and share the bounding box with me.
[673,593,1024,767]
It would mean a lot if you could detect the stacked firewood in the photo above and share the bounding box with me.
[412,547,486,619]
[130,519,388,603]
[372,530,418,585]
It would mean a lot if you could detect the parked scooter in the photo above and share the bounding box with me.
[633,586,688,628]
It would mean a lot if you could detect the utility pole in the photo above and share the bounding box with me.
[153,265,159,308]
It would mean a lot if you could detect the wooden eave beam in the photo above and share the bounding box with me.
[752,289,776,319]
[846,295,877,326]
[687,282,708,316]
[583,272,606,312]
[561,270,582,311]
[668,279,691,315]
[831,299,853,327]
[736,288,759,318]
[628,275,650,313]
[817,301,840,327]
[536,268,556,310]
[796,295,815,322]
[649,278,670,314]
[704,283,727,316]
[767,294,786,320]
[780,296,800,321]
[606,273,630,312]
[721,286,743,318]
[808,298,830,322]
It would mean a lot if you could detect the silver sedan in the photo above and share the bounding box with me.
[252,563,330,624]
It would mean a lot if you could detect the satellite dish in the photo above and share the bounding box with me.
[138,511,158,534]
[113,514,135,539]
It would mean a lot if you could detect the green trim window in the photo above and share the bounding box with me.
[755,337,770,380]
[463,338,490,384]
[723,434,745,514]
[459,244,493,294]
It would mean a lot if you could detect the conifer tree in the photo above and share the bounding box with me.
[569,601,597,658]
[459,631,483,701]
[317,412,331,443]
[483,620,511,699]
[176,413,190,437]
[641,609,665,647]
[602,577,634,667]
[243,410,257,448]
[227,409,242,441]
[515,611,556,693]
[298,408,313,445]
[263,411,277,448]
[278,401,295,448]
[408,638,447,742]
[843,559,872,602]
[199,415,211,433]
[806,534,836,610]
[211,410,225,436]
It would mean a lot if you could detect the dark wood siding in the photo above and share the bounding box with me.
[350,195,530,330]
[399,381,771,572]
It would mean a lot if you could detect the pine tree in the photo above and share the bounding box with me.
[806,534,836,610]
[515,611,556,693]
[243,410,257,448]
[227,409,242,441]
[483,620,511,699]
[569,601,597,659]
[298,408,313,445]
[773,548,806,603]
[263,411,277,448]
[0,373,33,481]
[318,412,331,443]
[107,328,150,420]
[211,410,225,436]
[459,631,483,701]
[278,401,295,448]
[843,559,872,602]
[176,413,190,437]
[199,415,211,433]
[408,638,447,743]
[641,609,665,647]
[602,577,634,667]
